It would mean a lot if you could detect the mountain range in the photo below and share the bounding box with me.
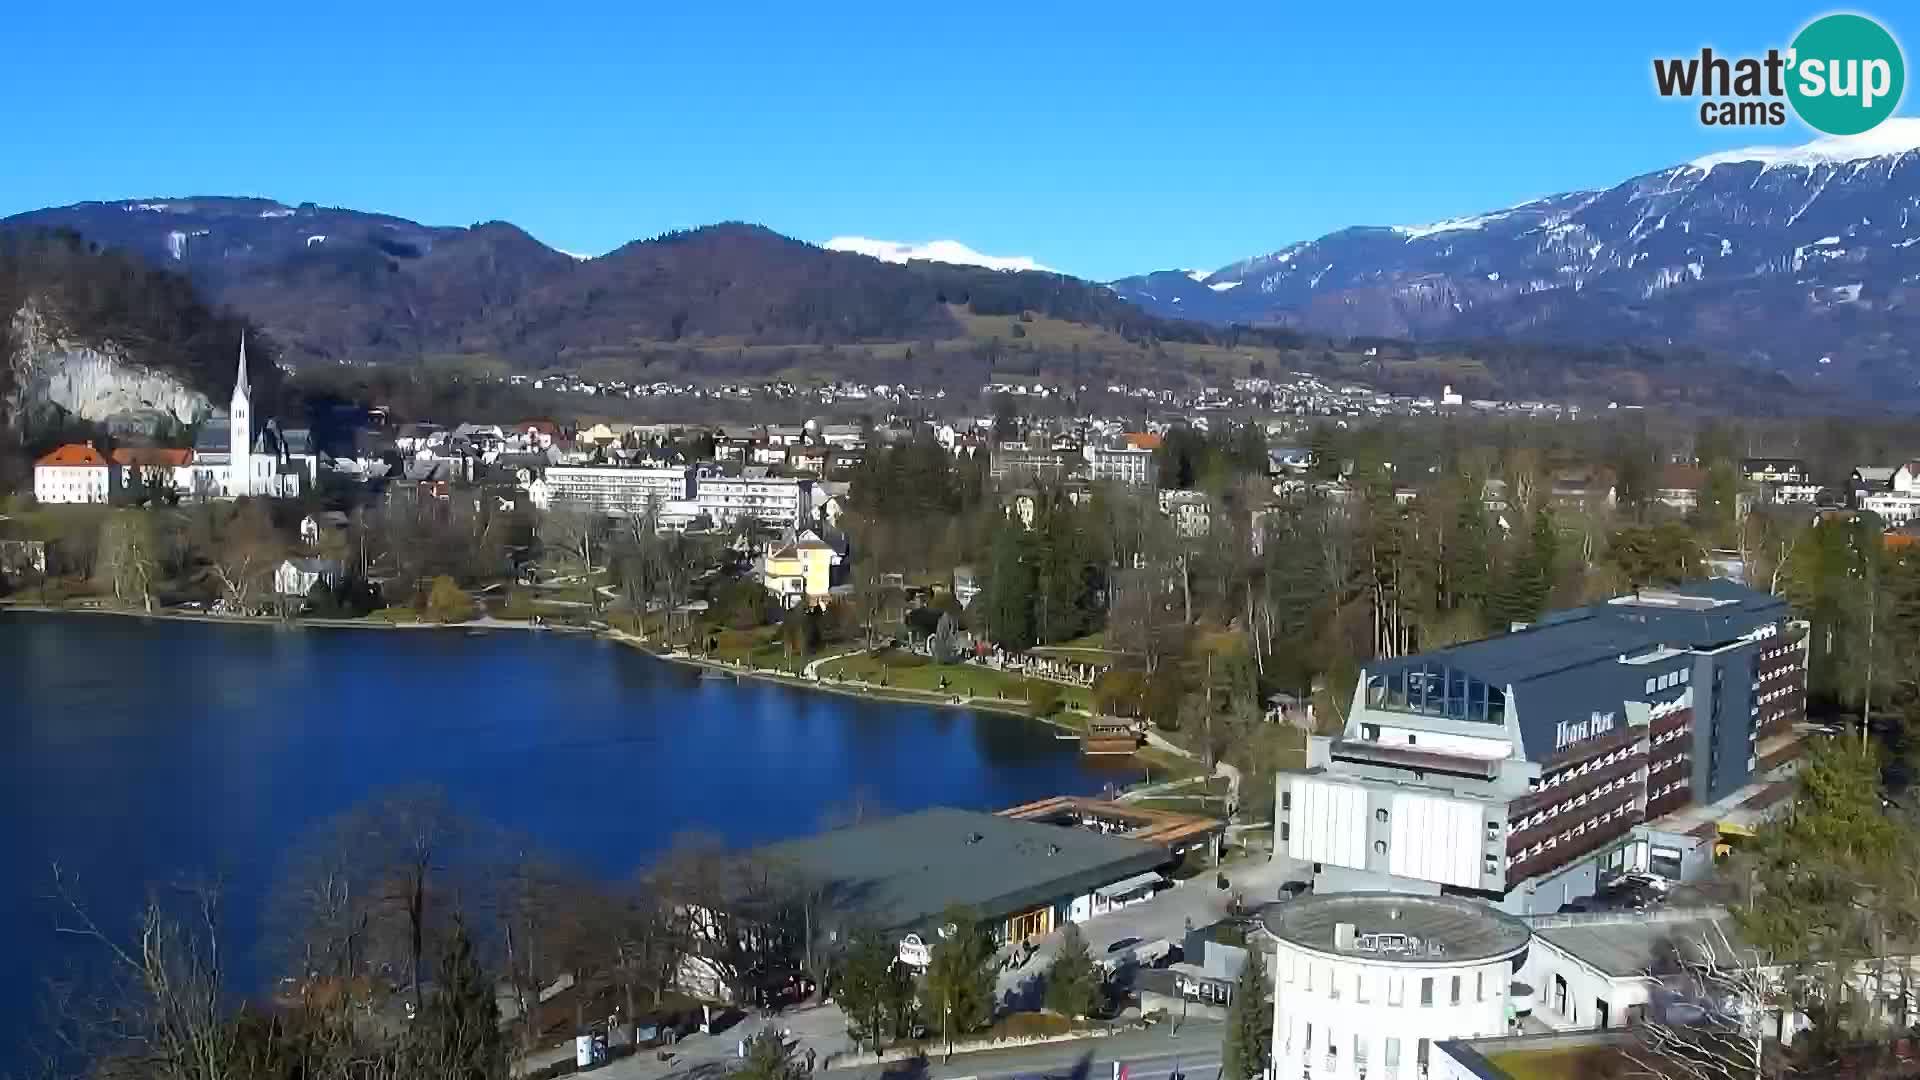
[1109,120,1920,401]
[8,122,1920,407]
[0,199,1169,372]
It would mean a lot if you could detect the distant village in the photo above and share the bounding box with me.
[21,342,1920,612]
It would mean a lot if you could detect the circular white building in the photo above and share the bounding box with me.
[1262,892,1530,1080]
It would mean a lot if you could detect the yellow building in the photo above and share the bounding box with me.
[761,531,839,608]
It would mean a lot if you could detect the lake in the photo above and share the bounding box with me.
[0,612,1126,1070]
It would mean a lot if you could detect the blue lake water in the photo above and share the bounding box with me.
[0,612,1126,1071]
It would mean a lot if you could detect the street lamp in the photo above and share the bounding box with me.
[943,994,953,1062]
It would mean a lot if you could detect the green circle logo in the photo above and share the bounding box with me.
[1787,14,1905,135]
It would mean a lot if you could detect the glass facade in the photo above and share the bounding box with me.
[1366,662,1506,724]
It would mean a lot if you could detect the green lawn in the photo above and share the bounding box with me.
[819,650,1092,711]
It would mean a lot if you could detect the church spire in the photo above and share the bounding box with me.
[235,332,250,399]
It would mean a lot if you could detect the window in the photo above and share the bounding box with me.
[1407,733,1418,746]
[1646,677,1657,694]
[1354,1034,1368,1065]
[1477,971,1486,1001]
[1280,791,1291,812]
[1304,1022,1313,1051]
[1373,840,1387,855]
[1420,977,1434,1006]
[1384,1038,1401,1069]
[1280,822,1290,843]
[1376,808,1389,823]
[1418,1038,1430,1067]
[1363,723,1380,741]
[1355,973,1369,1003]
[1451,975,1462,1005]
[1387,976,1404,1006]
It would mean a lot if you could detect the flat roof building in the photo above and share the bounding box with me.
[1278,580,1809,915]
[1265,892,1532,1080]
[755,806,1171,949]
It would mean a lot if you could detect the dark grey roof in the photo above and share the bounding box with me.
[193,414,232,452]
[1370,580,1787,688]
[1261,892,1530,965]
[1531,912,1741,977]
[757,807,1167,934]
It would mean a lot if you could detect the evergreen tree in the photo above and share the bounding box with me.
[836,925,917,1051]
[736,1026,807,1080]
[984,522,1037,651]
[922,906,998,1040]
[1446,493,1490,615]
[1033,496,1099,644]
[1043,923,1102,1019]
[1220,945,1270,1080]
[411,918,506,1080]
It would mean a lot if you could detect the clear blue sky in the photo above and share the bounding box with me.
[0,0,1900,280]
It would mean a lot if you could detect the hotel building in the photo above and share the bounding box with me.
[1278,580,1809,915]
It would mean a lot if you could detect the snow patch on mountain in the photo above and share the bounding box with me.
[825,236,1054,273]
[1184,269,1210,283]
[1208,280,1242,292]
[1687,117,1920,174]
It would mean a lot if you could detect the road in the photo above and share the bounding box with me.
[994,855,1305,1007]
[830,1021,1224,1080]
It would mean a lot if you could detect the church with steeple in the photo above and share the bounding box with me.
[188,336,318,499]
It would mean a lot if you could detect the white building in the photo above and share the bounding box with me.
[33,443,118,504]
[1861,491,1920,527]
[1085,444,1157,486]
[187,337,315,499]
[695,474,813,530]
[1266,892,1531,1080]
[534,466,695,515]
[274,557,343,597]
[1158,489,1211,537]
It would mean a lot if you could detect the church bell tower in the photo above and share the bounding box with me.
[230,334,252,497]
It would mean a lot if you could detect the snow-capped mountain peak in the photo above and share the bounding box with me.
[1107,117,1920,391]
[824,236,1053,273]
[1686,116,1920,174]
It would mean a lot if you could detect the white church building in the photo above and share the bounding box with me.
[186,337,318,499]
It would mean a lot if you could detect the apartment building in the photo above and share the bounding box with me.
[1277,580,1809,915]
[535,466,695,515]
[1085,444,1157,486]
[695,474,813,529]
[990,443,1079,485]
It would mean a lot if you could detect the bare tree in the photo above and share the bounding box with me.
[97,512,161,612]
[1623,923,1779,1080]
[45,868,259,1080]
[208,500,282,613]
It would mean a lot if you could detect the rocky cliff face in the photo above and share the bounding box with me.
[5,303,210,433]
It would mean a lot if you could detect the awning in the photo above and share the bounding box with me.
[1094,872,1165,900]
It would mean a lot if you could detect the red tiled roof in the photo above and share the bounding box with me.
[35,443,109,467]
[1659,463,1707,490]
[1123,432,1163,451]
[111,447,192,467]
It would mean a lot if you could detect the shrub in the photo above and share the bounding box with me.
[424,576,476,623]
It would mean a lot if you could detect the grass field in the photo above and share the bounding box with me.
[819,649,1093,711]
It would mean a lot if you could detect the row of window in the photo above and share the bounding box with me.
[1284,961,1489,1008]
[1649,753,1689,776]
[1652,778,1690,800]
[1529,743,1637,793]
[1515,769,1637,832]
[1284,1027,1427,1070]
[1515,802,1635,864]
[1757,685,1795,707]
[1643,668,1691,694]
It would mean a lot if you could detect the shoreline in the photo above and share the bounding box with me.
[1,601,1195,776]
